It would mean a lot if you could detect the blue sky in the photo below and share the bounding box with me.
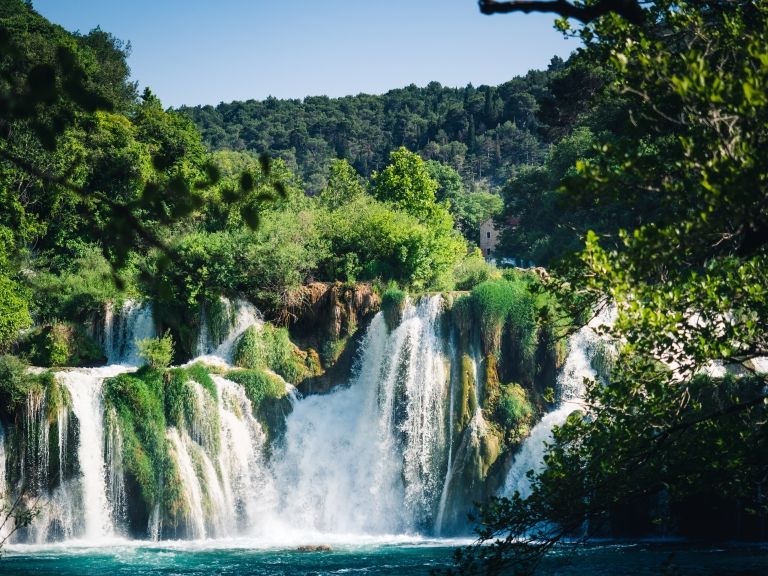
[32,0,577,108]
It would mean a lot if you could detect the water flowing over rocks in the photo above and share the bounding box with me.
[0,291,572,543]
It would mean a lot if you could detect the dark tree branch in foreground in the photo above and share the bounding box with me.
[478,0,646,24]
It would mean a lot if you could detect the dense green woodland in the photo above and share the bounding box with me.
[0,0,767,574]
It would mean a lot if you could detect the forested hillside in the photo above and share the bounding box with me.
[178,68,565,192]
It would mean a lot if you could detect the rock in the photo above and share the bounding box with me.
[296,544,332,552]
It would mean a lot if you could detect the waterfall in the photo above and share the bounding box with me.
[195,297,262,363]
[103,300,155,365]
[270,296,450,535]
[163,375,275,539]
[214,375,276,532]
[56,366,132,540]
[502,309,614,499]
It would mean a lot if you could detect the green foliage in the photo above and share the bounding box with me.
[233,325,262,369]
[225,368,286,411]
[470,278,536,356]
[0,274,31,351]
[371,147,442,223]
[381,287,407,331]
[30,245,129,322]
[137,331,174,369]
[319,159,364,209]
[233,323,307,384]
[103,368,166,509]
[180,75,554,192]
[317,195,466,290]
[453,249,501,291]
[494,383,533,437]
[459,3,768,574]
[0,355,43,418]
[21,322,104,368]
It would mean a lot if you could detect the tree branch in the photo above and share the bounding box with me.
[478,0,646,25]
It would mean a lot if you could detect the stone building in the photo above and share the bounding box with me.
[479,217,500,258]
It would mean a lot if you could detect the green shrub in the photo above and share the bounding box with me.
[29,246,129,323]
[0,275,31,352]
[453,249,501,291]
[20,323,104,368]
[233,323,307,383]
[138,331,175,369]
[225,368,286,411]
[0,355,43,417]
[495,383,533,434]
[233,325,263,369]
[471,279,535,355]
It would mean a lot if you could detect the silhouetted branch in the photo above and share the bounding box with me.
[478,0,646,25]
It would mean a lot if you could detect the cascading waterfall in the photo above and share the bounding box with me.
[103,300,156,365]
[2,293,516,544]
[57,366,132,540]
[162,374,277,539]
[270,295,450,535]
[502,309,614,499]
[195,297,262,362]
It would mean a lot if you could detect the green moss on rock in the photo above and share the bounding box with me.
[103,367,166,511]
[233,323,309,384]
[20,323,105,368]
[381,287,407,331]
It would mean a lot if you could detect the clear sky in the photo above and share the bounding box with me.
[32,0,577,108]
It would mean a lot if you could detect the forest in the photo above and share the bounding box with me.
[0,0,767,575]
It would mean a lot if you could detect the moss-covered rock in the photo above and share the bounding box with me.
[233,323,310,384]
[381,287,407,332]
[456,354,478,434]
[102,367,167,533]
[19,323,105,368]
[225,368,291,444]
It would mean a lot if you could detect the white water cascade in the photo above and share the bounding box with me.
[2,294,467,544]
[195,297,262,363]
[502,309,614,499]
[269,295,450,535]
[103,300,156,365]
[163,373,276,539]
[58,366,132,540]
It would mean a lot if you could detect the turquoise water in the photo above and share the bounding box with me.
[1,540,767,575]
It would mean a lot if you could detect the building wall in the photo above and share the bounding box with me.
[479,218,500,258]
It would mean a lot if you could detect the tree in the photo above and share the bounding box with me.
[371,147,442,222]
[478,0,645,24]
[454,1,768,574]
[0,275,31,352]
[319,158,364,209]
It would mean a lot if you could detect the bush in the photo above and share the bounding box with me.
[471,279,536,355]
[233,323,307,383]
[453,249,501,291]
[225,368,286,411]
[0,355,43,417]
[138,331,174,369]
[20,323,105,367]
[233,325,263,369]
[0,275,32,351]
[29,246,129,323]
[495,383,533,434]
[317,195,466,290]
